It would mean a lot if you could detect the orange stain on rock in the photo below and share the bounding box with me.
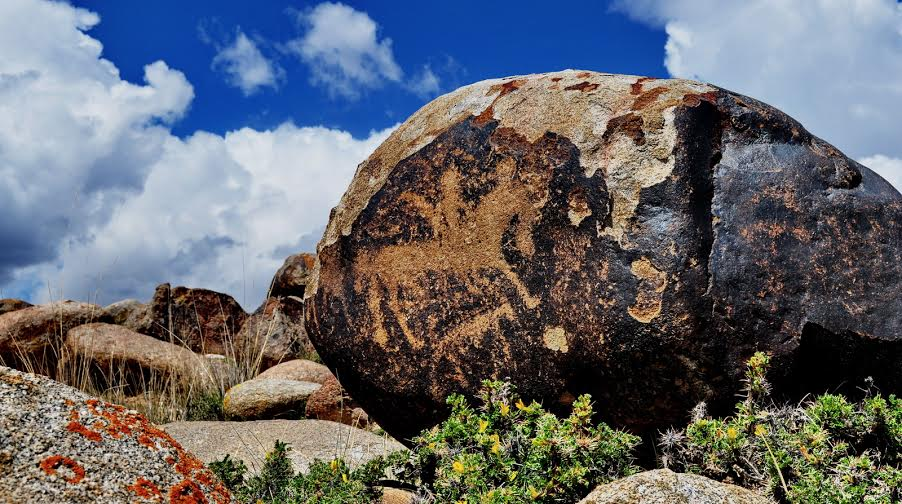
[128,477,163,501]
[40,455,86,484]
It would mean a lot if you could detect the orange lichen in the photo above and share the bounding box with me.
[128,477,163,500]
[169,480,208,504]
[631,86,668,110]
[564,81,599,92]
[630,76,657,95]
[66,421,102,442]
[40,455,85,484]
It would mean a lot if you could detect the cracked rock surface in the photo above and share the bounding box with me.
[304,69,902,441]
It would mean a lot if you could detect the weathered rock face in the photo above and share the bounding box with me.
[162,419,404,474]
[269,253,316,299]
[102,299,154,335]
[223,378,320,420]
[0,301,107,375]
[305,70,902,441]
[0,365,232,503]
[578,469,767,504]
[235,297,314,370]
[147,283,247,355]
[305,374,369,427]
[0,298,32,316]
[65,323,214,391]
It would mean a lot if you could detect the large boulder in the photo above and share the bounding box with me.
[578,469,767,504]
[304,70,902,441]
[162,419,404,474]
[0,301,107,375]
[269,253,316,299]
[0,298,32,316]
[0,365,231,502]
[234,297,315,370]
[222,378,320,420]
[64,323,215,391]
[147,283,247,355]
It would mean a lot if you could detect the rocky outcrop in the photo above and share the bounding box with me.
[162,419,404,474]
[0,298,32,316]
[305,70,902,441]
[235,297,314,370]
[256,358,333,384]
[0,301,107,375]
[0,365,232,503]
[102,299,154,335]
[147,283,247,355]
[64,323,215,391]
[578,469,768,504]
[223,378,320,420]
[269,253,316,299]
[305,374,369,427]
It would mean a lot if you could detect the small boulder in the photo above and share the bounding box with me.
[223,378,320,420]
[0,298,32,316]
[381,488,415,504]
[101,299,154,335]
[235,297,314,371]
[64,323,213,391]
[0,301,106,374]
[0,365,232,502]
[578,469,768,503]
[305,374,369,427]
[256,359,333,385]
[269,253,316,299]
[162,419,404,474]
[147,283,247,355]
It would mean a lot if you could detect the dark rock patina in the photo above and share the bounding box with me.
[147,283,247,355]
[304,70,902,441]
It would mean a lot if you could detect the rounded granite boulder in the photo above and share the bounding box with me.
[304,70,902,441]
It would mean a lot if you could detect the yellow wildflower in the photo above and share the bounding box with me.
[726,427,738,440]
[529,486,542,499]
[452,460,465,474]
[478,419,489,433]
[754,424,768,437]
[330,459,339,472]
[500,402,510,416]
[342,473,348,483]
[509,470,518,481]
[516,399,527,411]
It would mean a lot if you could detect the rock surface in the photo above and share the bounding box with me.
[0,298,32,316]
[65,323,214,390]
[578,469,768,504]
[305,70,902,440]
[256,358,333,384]
[0,301,107,375]
[269,253,316,299]
[223,378,320,420]
[162,419,404,473]
[235,297,314,370]
[102,299,154,335]
[0,365,232,503]
[147,283,247,355]
[305,374,369,426]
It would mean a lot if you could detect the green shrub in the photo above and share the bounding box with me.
[211,380,640,503]
[660,352,902,503]
[185,388,224,421]
[393,380,641,503]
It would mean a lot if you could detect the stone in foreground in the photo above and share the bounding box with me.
[0,365,231,503]
[162,419,404,474]
[578,469,768,504]
[223,378,320,420]
[305,69,902,440]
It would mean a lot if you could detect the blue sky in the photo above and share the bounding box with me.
[73,1,668,138]
[2,0,901,309]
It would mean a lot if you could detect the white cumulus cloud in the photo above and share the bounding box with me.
[0,0,394,309]
[286,2,403,99]
[615,0,902,192]
[212,30,284,95]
